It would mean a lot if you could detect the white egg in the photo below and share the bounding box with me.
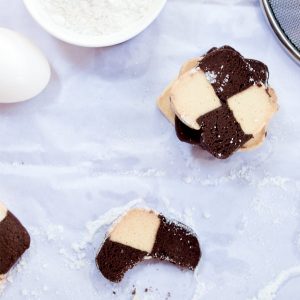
[0,28,51,103]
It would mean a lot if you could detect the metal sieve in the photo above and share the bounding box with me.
[261,0,300,64]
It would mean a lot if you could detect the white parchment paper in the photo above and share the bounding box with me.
[0,0,300,299]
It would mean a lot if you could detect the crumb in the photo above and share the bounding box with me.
[132,288,136,295]
[144,288,148,293]
[112,291,116,295]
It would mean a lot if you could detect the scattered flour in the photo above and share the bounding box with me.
[205,71,217,84]
[192,267,215,299]
[181,164,294,192]
[183,176,193,184]
[251,265,300,300]
[257,176,290,190]
[0,276,7,296]
[161,197,183,221]
[79,198,143,247]
[296,233,300,254]
[0,257,27,296]
[120,169,166,178]
[202,212,211,219]
[46,225,64,241]
[183,207,196,228]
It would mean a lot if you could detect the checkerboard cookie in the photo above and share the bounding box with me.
[158,46,278,158]
[96,208,201,282]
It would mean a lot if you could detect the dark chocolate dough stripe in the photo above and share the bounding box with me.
[175,106,252,159]
[175,115,201,145]
[96,239,147,283]
[0,211,30,275]
[151,215,201,270]
[198,46,269,103]
[245,59,269,84]
[197,106,253,159]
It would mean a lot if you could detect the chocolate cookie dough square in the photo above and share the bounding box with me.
[197,106,252,159]
[0,203,30,276]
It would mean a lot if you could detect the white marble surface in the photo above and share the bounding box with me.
[0,0,300,299]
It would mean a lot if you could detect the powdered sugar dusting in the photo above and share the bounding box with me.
[39,0,153,36]
[46,225,64,241]
[192,267,215,299]
[179,163,294,191]
[0,258,28,296]
[0,276,7,296]
[205,71,217,84]
[81,198,143,247]
[251,266,300,300]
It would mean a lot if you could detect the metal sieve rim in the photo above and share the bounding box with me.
[260,0,300,65]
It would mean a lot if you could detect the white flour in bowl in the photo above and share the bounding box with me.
[40,0,153,36]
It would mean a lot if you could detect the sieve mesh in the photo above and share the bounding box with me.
[261,0,300,63]
[268,0,300,50]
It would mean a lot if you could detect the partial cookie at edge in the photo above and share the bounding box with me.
[0,206,31,276]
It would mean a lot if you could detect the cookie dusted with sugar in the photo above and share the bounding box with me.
[0,202,30,278]
[96,208,201,282]
[157,46,278,159]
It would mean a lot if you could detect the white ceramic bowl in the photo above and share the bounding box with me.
[23,0,167,47]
